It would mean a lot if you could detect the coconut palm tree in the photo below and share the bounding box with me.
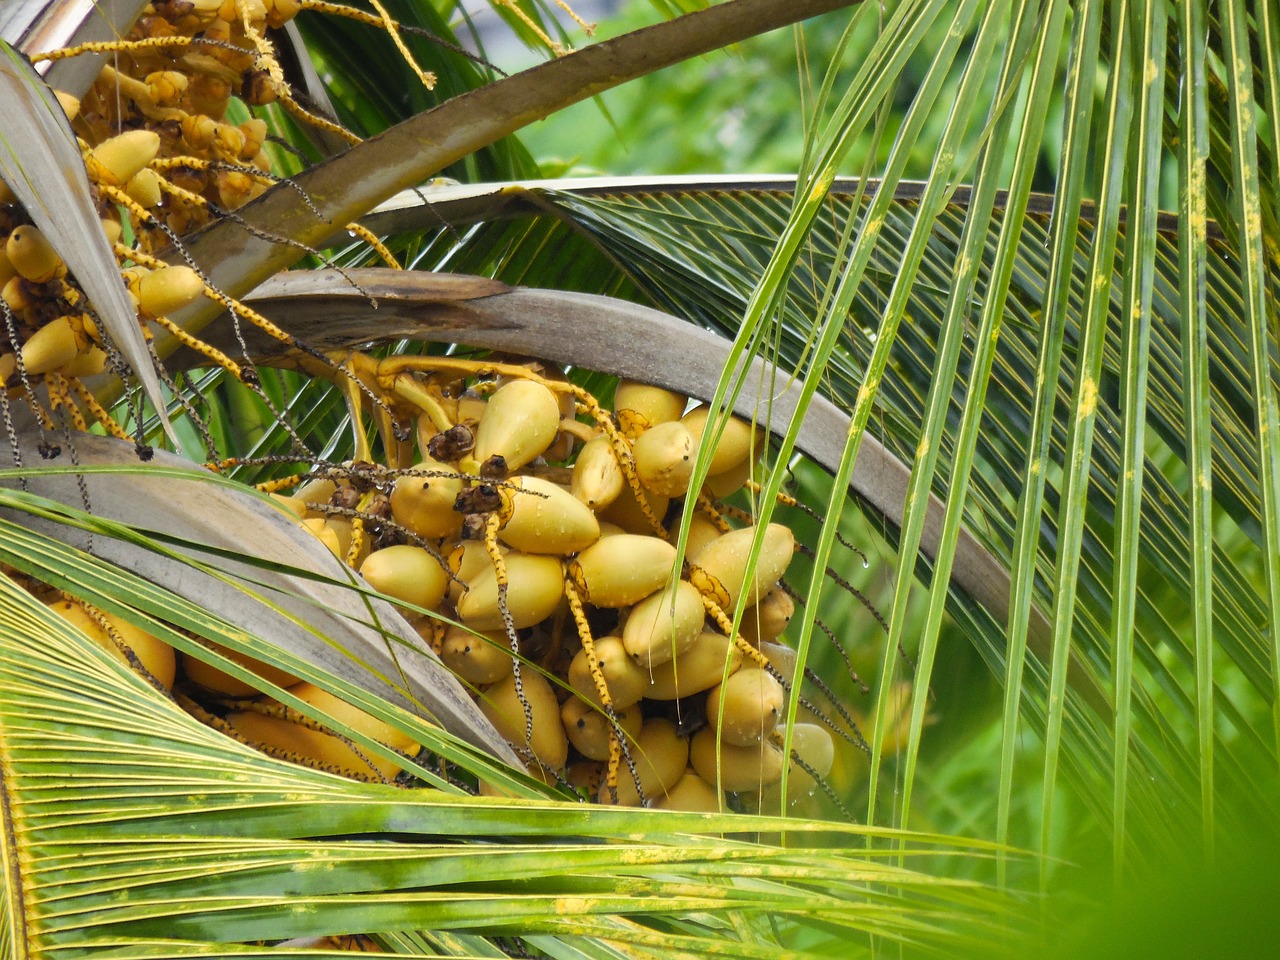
[0,0,1277,956]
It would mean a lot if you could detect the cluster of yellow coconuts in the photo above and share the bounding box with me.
[280,371,839,808]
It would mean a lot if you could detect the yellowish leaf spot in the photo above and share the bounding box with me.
[1078,378,1098,419]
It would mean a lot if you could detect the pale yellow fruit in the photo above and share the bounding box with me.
[776,722,836,788]
[390,461,464,540]
[690,523,794,609]
[599,483,668,535]
[655,769,723,812]
[48,599,176,690]
[446,539,505,604]
[599,717,688,806]
[472,379,560,471]
[681,406,764,475]
[21,317,79,376]
[741,587,795,646]
[57,344,107,378]
[760,640,798,681]
[439,625,514,685]
[560,696,643,761]
[290,682,419,777]
[7,225,63,283]
[689,727,784,792]
[644,631,742,700]
[359,544,449,613]
[300,516,341,557]
[125,167,163,209]
[295,477,336,505]
[269,493,308,520]
[569,535,676,608]
[669,513,724,561]
[568,635,649,709]
[87,130,160,187]
[706,667,785,746]
[456,553,564,630]
[181,642,300,696]
[499,475,599,554]
[479,670,567,770]
[135,265,204,317]
[571,435,624,511]
[700,457,754,499]
[621,579,704,668]
[633,420,696,497]
[613,381,686,436]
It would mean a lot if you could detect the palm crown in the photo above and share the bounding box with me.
[0,0,1277,956]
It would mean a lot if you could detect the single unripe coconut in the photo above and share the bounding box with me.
[499,475,599,554]
[568,635,649,709]
[390,461,464,540]
[182,641,300,696]
[58,344,107,378]
[644,630,743,701]
[135,265,204,318]
[776,722,836,790]
[48,599,176,689]
[621,579,704,668]
[681,406,764,476]
[472,379,560,471]
[655,769,723,812]
[446,539,505,605]
[439,625,514,685]
[7,225,63,283]
[300,516,341,557]
[689,726,784,792]
[569,534,676,608]
[599,483,668,535]
[560,696,643,761]
[759,640,798,681]
[740,587,795,646]
[571,434,624,511]
[456,553,564,630]
[479,669,567,770]
[633,420,696,497]
[670,513,724,561]
[690,523,794,609]
[125,167,163,209]
[706,667,785,746]
[613,381,686,437]
[290,682,419,777]
[359,544,449,614]
[600,717,688,806]
[21,317,80,376]
[86,130,160,187]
